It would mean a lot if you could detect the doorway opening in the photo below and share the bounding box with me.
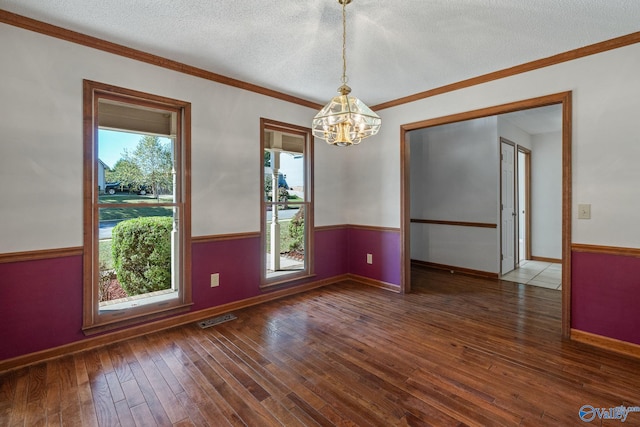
[401,92,572,337]
[499,144,561,289]
[500,105,563,288]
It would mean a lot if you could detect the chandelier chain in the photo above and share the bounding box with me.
[341,0,348,85]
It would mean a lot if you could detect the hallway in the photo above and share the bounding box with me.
[501,260,562,290]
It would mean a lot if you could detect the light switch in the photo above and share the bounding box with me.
[578,204,591,219]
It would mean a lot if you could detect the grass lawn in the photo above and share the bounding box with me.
[99,194,173,221]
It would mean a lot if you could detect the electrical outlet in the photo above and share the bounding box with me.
[578,204,591,219]
[210,273,220,287]
[367,253,373,264]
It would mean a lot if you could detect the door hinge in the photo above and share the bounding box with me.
[501,254,504,261]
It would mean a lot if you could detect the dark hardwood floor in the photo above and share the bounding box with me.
[2,266,640,426]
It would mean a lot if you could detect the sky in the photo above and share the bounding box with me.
[98,129,161,169]
[99,129,304,187]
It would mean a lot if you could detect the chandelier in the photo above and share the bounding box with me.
[312,0,381,147]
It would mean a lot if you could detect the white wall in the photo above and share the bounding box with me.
[531,131,562,258]
[348,42,640,249]
[410,117,499,222]
[3,22,640,254]
[409,117,498,273]
[498,118,532,150]
[0,24,348,253]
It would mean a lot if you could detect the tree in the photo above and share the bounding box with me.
[108,158,143,190]
[123,136,173,195]
[104,164,114,183]
[288,207,304,252]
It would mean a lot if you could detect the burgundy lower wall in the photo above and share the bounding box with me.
[347,227,401,287]
[0,256,85,360]
[190,228,350,311]
[191,237,263,311]
[315,227,349,279]
[572,251,640,345]
[0,226,360,362]
[10,235,640,363]
[9,232,640,362]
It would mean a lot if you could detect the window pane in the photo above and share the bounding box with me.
[265,204,306,277]
[98,130,174,201]
[98,206,177,310]
[261,121,312,285]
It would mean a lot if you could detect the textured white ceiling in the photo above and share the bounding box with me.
[2,1,639,106]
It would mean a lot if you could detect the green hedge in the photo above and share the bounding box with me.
[111,216,172,296]
[288,208,304,252]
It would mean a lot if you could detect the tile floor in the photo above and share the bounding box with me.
[501,260,562,290]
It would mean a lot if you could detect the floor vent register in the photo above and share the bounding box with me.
[197,313,237,329]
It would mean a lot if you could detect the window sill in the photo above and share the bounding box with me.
[100,289,177,311]
[261,273,317,290]
[82,301,192,336]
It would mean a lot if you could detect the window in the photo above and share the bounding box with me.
[83,80,191,334]
[261,119,314,285]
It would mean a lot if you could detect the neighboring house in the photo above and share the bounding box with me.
[97,159,109,192]
[264,167,291,190]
